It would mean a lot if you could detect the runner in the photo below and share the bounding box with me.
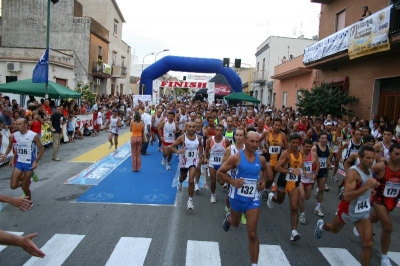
[169,122,203,210]
[294,116,308,143]
[305,117,323,145]
[312,132,331,217]
[298,138,319,225]
[268,133,305,241]
[374,128,395,162]
[218,131,268,265]
[329,121,344,181]
[369,143,400,266]
[223,116,236,144]
[158,111,179,170]
[314,145,380,266]
[204,124,231,203]
[1,118,44,201]
[108,109,122,151]
[151,108,163,151]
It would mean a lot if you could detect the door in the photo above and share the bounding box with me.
[111,84,115,96]
[378,77,400,128]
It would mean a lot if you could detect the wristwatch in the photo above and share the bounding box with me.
[288,168,293,174]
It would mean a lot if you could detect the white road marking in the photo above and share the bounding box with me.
[388,252,400,265]
[319,247,360,266]
[259,245,291,266]
[186,240,221,266]
[105,237,152,266]
[24,234,85,266]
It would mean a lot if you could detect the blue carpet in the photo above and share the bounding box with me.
[76,144,178,205]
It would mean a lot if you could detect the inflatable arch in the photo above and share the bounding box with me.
[139,56,242,95]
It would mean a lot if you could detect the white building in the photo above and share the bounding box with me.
[254,36,317,106]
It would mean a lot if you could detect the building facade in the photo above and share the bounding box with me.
[0,0,130,96]
[305,0,400,127]
[254,36,317,106]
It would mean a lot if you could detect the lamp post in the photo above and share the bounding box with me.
[155,49,169,62]
[141,52,154,94]
[142,52,154,72]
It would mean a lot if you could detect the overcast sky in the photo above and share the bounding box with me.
[117,0,321,74]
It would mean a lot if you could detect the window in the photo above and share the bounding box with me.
[283,91,287,106]
[98,46,103,61]
[336,9,346,32]
[296,90,302,105]
[112,51,117,65]
[257,62,259,72]
[121,56,125,67]
[262,58,265,80]
[114,20,118,36]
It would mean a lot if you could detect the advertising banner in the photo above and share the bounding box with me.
[152,80,161,105]
[214,84,230,96]
[207,82,215,104]
[348,5,392,60]
[303,26,350,64]
[133,95,152,106]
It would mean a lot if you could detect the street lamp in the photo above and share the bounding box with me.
[142,52,154,72]
[155,49,169,62]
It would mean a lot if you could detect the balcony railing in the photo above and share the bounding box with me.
[389,2,400,37]
[111,65,127,77]
[253,71,267,84]
[92,62,111,78]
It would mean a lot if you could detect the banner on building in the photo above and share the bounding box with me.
[348,5,392,60]
[133,95,152,106]
[187,74,212,81]
[303,26,350,64]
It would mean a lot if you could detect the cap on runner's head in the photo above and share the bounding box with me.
[325,122,333,126]
[362,135,375,144]
[112,109,119,113]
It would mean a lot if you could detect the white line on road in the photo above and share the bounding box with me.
[186,240,221,266]
[258,245,291,266]
[318,247,360,266]
[105,237,152,266]
[24,234,85,266]
[0,231,24,252]
[388,252,400,265]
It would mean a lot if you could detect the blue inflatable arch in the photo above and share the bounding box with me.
[140,56,242,95]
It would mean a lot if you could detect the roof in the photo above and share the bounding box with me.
[111,0,126,23]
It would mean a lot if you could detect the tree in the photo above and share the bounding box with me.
[74,82,96,105]
[296,83,358,118]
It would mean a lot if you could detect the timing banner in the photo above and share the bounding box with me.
[348,5,392,59]
[152,80,161,105]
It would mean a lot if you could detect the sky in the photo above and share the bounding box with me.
[117,0,321,75]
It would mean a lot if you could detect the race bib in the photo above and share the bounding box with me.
[213,156,222,163]
[355,195,371,213]
[269,146,281,154]
[237,178,257,197]
[186,150,198,158]
[304,162,312,174]
[383,182,400,198]
[333,145,339,153]
[319,157,327,169]
[111,124,116,129]
[286,174,299,182]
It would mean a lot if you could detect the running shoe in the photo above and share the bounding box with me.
[225,206,230,213]
[210,194,216,203]
[241,213,247,225]
[314,219,324,240]
[223,212,231,232]
[261,189,269,201]
[166,163,171,170]
[31,172,39,182]
[381,256,393,266]
[314,208,324,217]
[299,213,306,225]
[161,158,165,165]
[177,183,182,193]
[324,184,330,191]
[195,184,200,192]
[109,143,113,149]
[267,192,274,209]
[353,226,359,237]
[315,188,319,197]
[290,230,301,241]
[187,199,194,210]
[331,175,338,182]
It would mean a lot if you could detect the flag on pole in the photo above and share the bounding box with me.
[32,48,49,83]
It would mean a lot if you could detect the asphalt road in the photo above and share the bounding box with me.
[0,128,399,266]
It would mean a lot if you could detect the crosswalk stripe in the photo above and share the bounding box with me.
[0,231,24,252]
[23,234,85,266]
[318,247,360,266]
[388,252,400,265]
[259,245,290,266]
[105,237,152,266]
[186,240,221,266]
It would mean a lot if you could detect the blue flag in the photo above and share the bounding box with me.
[32,48,49,83]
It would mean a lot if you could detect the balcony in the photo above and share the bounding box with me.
[303,4,400,69]
[111,65,127,78]
[253,71,267,85]
[91,62,111,78]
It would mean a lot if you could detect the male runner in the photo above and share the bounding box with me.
[298,138,319,225]
[2,119,44,201]
[305,117,323,144]
[204,124,230,203]
[108,109,122,151]
[223,116,236,144]
[169,122,203,210]
[194,118,204,192]
[314,145,380,266]
[268,133,305,241]
[151,108,163,151]
[312,132,331,217]
[218,131,268,266]
[158,111,179,170]
[374,128,395,162]
[369,143,400,266]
